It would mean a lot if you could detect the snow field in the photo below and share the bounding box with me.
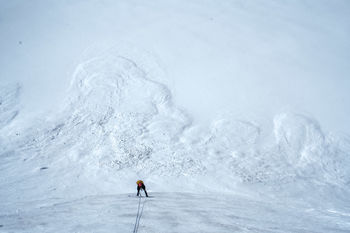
[1,193,350,233]
[0,1,350,230]
[1,51,350,198]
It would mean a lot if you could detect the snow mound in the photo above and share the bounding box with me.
[62,55,196,174]
[274,113,350,186]
[1,53,350,198]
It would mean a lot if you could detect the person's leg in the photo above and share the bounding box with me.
[142,184,149,197]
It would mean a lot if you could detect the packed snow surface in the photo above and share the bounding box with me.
[2,193,350,233]
[1,0,350,232]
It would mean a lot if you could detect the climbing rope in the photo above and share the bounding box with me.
[133,194,142,233]
[133,193,146,233]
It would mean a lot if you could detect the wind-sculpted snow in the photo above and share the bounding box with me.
[1,54,350,201]
[58,55,199,176]
[274,114,350,186]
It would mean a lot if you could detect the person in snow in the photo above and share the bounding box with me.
[136,180,149,197]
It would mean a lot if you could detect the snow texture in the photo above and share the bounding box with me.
[1,51,350,232]
[1,0,350,232]
[1,193,350,233]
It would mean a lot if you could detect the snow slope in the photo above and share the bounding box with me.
[1,0,350,133]
[2,52,350,195]
[1,50,350,232]
[1,0,350,232]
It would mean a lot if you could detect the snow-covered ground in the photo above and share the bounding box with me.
[1,52,350,232]
[1,0,350,232]
[2,192,350,233]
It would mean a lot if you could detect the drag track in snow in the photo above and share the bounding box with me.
[1,192,349,233]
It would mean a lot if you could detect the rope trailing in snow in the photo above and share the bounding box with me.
[133,193,146,233]
[133,194,142,233]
